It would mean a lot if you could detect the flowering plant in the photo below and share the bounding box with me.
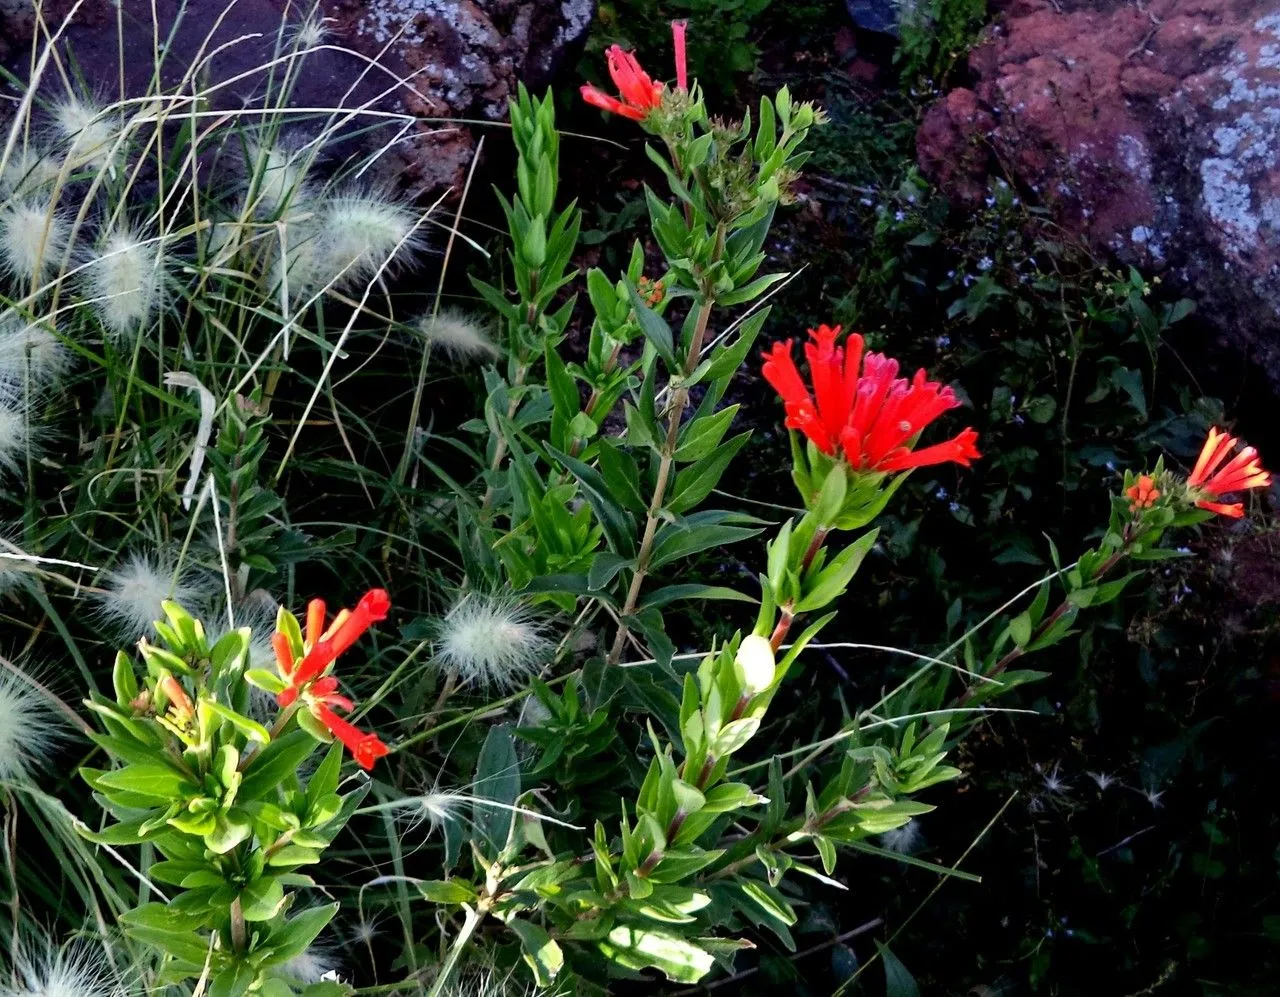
[79,594,390,995]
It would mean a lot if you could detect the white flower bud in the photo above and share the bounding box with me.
[734,634,776,696]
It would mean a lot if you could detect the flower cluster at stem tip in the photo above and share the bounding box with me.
[762,324,981,473]
[581,19,688,122]
[271,589,391,770]
[1123,428,1271,519]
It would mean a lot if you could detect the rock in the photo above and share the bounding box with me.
[845,0,906,37]
[918,0,1280,388]
[1,0,596,194]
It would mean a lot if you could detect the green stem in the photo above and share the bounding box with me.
[606,293,717,666]
[426,904,482,997]
[229,896,246,954]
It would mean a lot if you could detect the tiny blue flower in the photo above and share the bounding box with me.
[963,275,974,287]
[978,256,994,271]
[860,197,873,206]
[936,487,949,500]
[936,335,951,348]
[949,501,961,513]
[1106,461,1117,472]
[894,210,905,222]
[946,269,956,279]
[1176,546,1191,554]
[985,196,996,207]
[1014,414,1025,426]
[1046,929,1055,939]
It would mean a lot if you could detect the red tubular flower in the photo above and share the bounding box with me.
[158,675,193,714]
[312,703,390,771]
[762,324,981,474]
[580,45,663,121]
[672,20,689,92]
[1125,474,1161,511]
[1186,427,1271,518]
[288,589,391,689]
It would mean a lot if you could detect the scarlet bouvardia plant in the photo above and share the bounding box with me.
[406,20,1275,994]
[79,592,391,996]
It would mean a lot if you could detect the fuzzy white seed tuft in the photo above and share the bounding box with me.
[311,193,423,290]
[0,401,36,476]
[0,312,71,394]
[2,937,124,997]
[879,818,924,855]
[51,95,120,170]
[418,309,500,362]
[96,554,208,637]
[86,228,163,337]
[435,595,550,689]
[244,140,310,217]
[0,201,69,283]
[0,147,61,199]
[277,940,338,985]
[0,666,71,783]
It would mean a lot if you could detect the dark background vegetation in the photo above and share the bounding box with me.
[556,0,1280,992]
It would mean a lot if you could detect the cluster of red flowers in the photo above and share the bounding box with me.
[761,324,980,474]
[1186,427,1272,518]
[580,20,687,121]
[273,589,391,770]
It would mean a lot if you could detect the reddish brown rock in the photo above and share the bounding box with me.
[919,0,1280,385]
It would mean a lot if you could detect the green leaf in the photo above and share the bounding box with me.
[638,585,756,611]
[238,875,285,926]
[203,701,271,744]
[740,880,797,926]
[239,730,316,801]
[473,725,521,853]
[208,962,255,997]
[267,904,339,964]
[245,669,287,695]
[509,918,564,986]
[96,765,192,800]
[416,879,478,905]
[626,281,677,370]
[879,943,921,997]
[668,433,751,514]
[650,523,762,570]
[598,926,715,983]
[552,449,637,558]
[674,406,740,463]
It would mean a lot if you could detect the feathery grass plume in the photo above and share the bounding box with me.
[418,309,500,363]
[0,200,69,283]
[0,311,71,393]
[244,139,310,217]
[85,228,163,337]
[310,191,423,290]
[290,14,331,50]
[0,663,72,782]
[1,936,125,996]
[879,819,923,855]
[50,94,121,170]
[435,594,551,689]
[95,553,209,637]
[0,400,36,476]
[0,146,61,199]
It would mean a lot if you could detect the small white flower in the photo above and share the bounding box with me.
[96,553,208,637]
[0,664,71,783]
[0,312,71,394]
[1087,771,1116,791]
[418,309,500,362]
[879,819,923,855]
[51,95,121,170]
[0,200,69,283]
[435,595,550,689]
[85,228,164,337]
